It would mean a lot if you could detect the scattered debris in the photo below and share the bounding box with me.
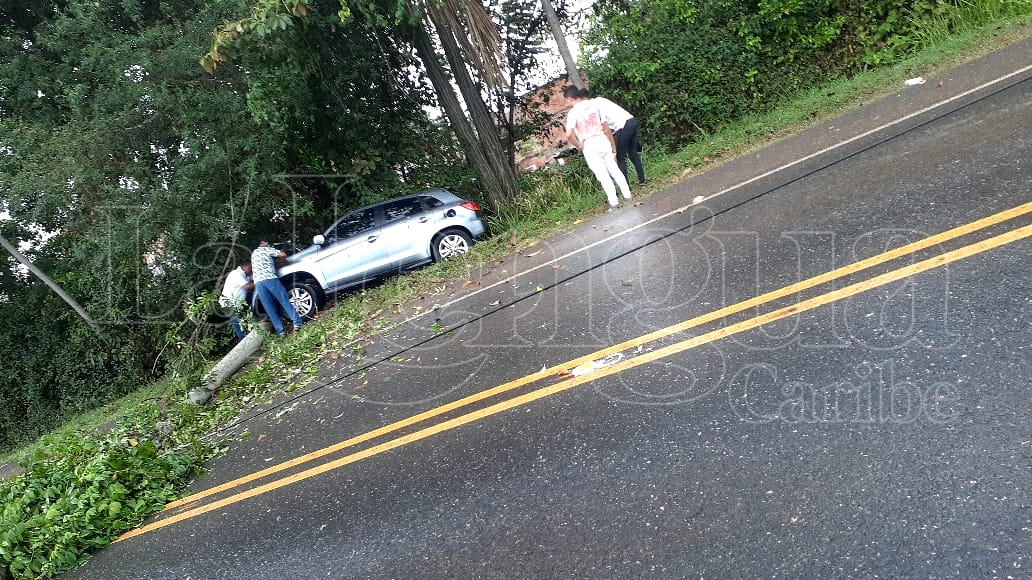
[569,353,625,377]
[905,76,925,86]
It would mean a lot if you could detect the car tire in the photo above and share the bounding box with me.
[432,229,472,262]
[285,279,322,320]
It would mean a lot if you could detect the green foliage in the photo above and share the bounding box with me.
[159,289,227,380]
[1,0,1030,576]
[582,0,831,148]
[0,432,203,579]
[0,0,474,454]
[487,156,610,234]
[582,0,1032,149]
[0,0,263,452]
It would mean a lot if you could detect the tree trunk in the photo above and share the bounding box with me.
[541,0,583,88]
[412,19,519,209]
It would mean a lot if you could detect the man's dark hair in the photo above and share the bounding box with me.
[563,85,591,99]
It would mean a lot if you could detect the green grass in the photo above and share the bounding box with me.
[3,10,1032,579]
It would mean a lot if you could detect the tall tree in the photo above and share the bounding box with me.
[205,0,522,209]
[0,0,443,450]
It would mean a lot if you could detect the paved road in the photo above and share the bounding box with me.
[69,39,1032,579]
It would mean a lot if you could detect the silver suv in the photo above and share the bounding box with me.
[274,189,486,319]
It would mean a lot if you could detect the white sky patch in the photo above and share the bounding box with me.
[124,64,148,83]
[524,29,582,88]
[119,176,141,190]
[271,208,291,223]
[1,206,58,259]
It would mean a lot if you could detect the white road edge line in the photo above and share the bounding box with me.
[392,63,1032,329]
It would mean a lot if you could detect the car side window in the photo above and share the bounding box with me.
[332,208,376,240]
[423,195,444,209]
[382,198,424,223]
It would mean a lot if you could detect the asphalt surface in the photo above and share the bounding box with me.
[67,37,1032,579]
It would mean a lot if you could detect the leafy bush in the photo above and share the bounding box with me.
[582,0,838,148]
[581,0,1032,149]
[0,433,203,579]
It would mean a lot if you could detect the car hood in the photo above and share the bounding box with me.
[269,241,315,264]
[284,243,319,263]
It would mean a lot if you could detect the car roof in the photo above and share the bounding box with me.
[381,188,458,203]
[325,189,460,228]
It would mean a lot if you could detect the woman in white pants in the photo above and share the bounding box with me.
[564,86,632,209]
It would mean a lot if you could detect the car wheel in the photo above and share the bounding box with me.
[432,229,472,261]
[286,280,322,320]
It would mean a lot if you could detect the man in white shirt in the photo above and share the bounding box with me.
[219,261,253,340]
[593,96,647,186]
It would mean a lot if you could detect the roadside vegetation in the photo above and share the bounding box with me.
[2,0,1032,577]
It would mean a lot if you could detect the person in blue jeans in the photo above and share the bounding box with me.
[250,241,303,336]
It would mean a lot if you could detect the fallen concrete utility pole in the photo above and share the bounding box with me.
[188,329,264,404]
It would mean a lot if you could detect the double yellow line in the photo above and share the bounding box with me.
[118,201,1032,541]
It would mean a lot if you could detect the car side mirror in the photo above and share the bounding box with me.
[313,234,326,246]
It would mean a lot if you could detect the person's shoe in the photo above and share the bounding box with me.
[292,324,302,332]
[638,180,648,186]
[277,332,286,337]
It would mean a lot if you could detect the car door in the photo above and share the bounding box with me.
[314,207,388,289]
[380,196,437,268]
